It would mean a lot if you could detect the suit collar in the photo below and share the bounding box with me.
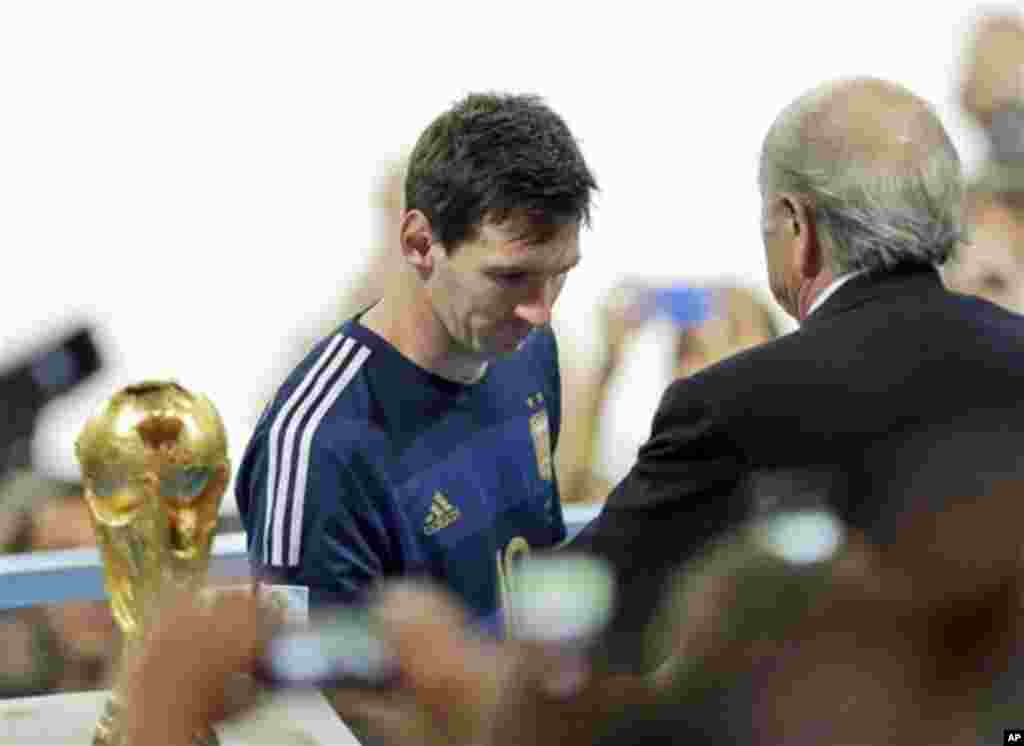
[806,269,868,317]
[800,263,944,327]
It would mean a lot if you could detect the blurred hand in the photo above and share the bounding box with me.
[119,579,641,746]
[326,582,520,746]
[119,588,276,746]
[328,581,657,746]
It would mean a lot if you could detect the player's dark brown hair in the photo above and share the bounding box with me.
[405,92,597,250]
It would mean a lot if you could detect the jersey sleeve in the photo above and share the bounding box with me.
[236,427,399,607]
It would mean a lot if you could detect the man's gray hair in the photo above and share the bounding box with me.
[759,80,967,274]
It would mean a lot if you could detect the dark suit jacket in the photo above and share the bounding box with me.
[571,263,1024,670]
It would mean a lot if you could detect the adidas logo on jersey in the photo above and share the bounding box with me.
[424,492,461,535]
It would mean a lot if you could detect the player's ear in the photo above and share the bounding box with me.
[400,210,436,273]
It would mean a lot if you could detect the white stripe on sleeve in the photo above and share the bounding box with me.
[262,334,350,564]
[286,344,373,567]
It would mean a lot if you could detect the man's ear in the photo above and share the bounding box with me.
[400,209,436,272]
[781,195,823,280]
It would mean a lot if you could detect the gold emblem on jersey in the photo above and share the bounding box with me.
[529,409,553,482]
[423,491,461,535]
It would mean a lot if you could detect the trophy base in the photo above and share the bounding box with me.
[0,689,358,745]
[92,694,220,746]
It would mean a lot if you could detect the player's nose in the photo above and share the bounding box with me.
[515,281,556,326]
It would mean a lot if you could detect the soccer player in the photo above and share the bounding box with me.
[235,92,598,636]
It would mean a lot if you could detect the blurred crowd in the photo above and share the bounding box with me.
[3,9,1024,746]
[0,489,118,696]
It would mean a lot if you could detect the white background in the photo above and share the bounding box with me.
[0,1,997,481]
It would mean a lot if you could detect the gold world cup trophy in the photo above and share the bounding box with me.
[75,381,230,746]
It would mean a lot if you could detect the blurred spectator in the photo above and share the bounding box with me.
[959,11,1024,209]
[961,10,1024,121]
[565,76,1024,676]
[0,470,75,554]
[0,607,58,698]
[951,14,1024,315]
[0,474,36,555]
[558,283,780,504]
[26,493,119,693]
[0,479,119,699]
[943,190,1024,311]
[961,10,1024,189]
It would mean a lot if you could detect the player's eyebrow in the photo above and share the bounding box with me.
[486,253,581,275]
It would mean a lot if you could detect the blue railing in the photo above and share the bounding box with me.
[0,504,602,610]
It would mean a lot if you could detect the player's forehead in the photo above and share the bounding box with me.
[474,212,580,268]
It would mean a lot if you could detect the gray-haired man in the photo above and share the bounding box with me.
[573,76,1024,671]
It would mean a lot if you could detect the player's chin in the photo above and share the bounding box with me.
[477,339,519,357]
[484,327,533,355]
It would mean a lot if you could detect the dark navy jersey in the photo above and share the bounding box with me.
[235,315,566,634]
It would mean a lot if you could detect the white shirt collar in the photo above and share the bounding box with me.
[806,270,867,318]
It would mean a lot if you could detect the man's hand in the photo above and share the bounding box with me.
[327,581,656,746]
[119,588,276,746]
[117,578,650,746]
[325,582,520,746]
